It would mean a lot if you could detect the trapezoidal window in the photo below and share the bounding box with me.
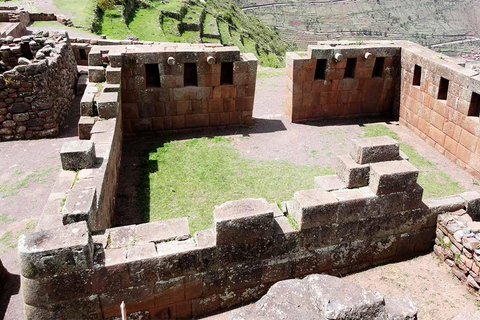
[221,62,233,85]
[79,48,87,60]
[314,59,327,80]
[438,77,449,100]
[344,58,357,78]
[413,65,422,86]
[372,57,385,78]
[184,63,198,87]
[145,64,161,88]
[468,92,480,117]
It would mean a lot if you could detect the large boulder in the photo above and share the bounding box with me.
[230,274,417,320]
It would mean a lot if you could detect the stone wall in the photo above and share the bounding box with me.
[430,194,480,291]
[18,135,449,319]
[399,42,480,180]
[86,43,257,134]
[286,41,401,122]
[0,33,77,141]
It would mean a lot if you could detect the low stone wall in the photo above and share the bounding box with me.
[286,41,401,122]
[0,33,77,141]
[19,136,447,319]
[432,196,480,291]
[86,43,257,134]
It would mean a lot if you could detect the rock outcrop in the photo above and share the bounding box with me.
[230,274,417,320]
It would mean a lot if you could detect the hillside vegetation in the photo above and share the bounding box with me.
[97,0,291,67]
[237,0,480,56]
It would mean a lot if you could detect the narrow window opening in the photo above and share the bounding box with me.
[314,59,327,80]
[20,43,33,60]
[145,64,161,87]
[438,77,449,100]
[344,58,357,78]
[184,63,198,87]
[413,65,422,86]
[468,92,480,117]
[220,62,233,85]
[372,57,385,78]
[79,48,87,60]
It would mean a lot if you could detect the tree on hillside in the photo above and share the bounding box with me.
[98,0,117,28]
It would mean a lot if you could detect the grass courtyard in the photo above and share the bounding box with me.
[139,136,334,233]
[137,123,464,234]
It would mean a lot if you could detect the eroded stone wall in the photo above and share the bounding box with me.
[286,41,401,122]
[19,136,448,319]
[0,33,77,140]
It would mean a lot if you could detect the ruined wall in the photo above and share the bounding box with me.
[19,136,446,319]
[0,34,77,141]
[286,41,401,122]
[399,43,480,180]
[85,43,257,134]
[428,193,480,291]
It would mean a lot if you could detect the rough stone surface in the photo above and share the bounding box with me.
[369,160,418,194]
[214,198,274,245]
[60,140,96,171]
[350,136,400,164]
[336,154,370,188]
[230,274,417,320]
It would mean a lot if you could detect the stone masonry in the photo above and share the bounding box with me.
[84,43,257,134]
[0,32,77,141]
[19,136,448,319]
[286,41,400,122]
[286,40,480,181]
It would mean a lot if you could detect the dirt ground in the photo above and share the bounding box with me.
[0,96,80,320]
[2,66,480,320]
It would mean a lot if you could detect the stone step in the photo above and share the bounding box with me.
[369,160,419,195]
[350,136,399,164]
[336,155,370,188]
[314,174,347,191]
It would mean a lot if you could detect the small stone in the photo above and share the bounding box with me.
[60,140,96,171]
[18,57,30,65]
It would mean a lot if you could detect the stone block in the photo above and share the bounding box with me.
[78,116,95,140]
[425,195,465,215]
[62,180,97,228]
[88,66,106,83]
[214,198,274,245]
[460,191,480,219]
[60,140,96,171]
[96,92,119,119]
[18,221,93,279]
[135,218,190,244]
[369,160,419,195]
[291,188,338,229]
[106,66,122,84]
[80,93,95,116]
[77,74,88,96]
[350,136,400,164]
[336,155,370,188]
[314,175,346,191]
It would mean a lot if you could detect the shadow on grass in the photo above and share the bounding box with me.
[112,118,290,228]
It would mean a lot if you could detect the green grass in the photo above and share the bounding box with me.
[257,69,285,78]
[203,13,220,36]
[0,220,36,253]
[53,0,96,28]
[218,21,233,45]
[0,167,57,198]
[99,8,130,39]
[0,214,14,222]
[141,137,334,233]
[362,124,464,199]
[128,8,167,41]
